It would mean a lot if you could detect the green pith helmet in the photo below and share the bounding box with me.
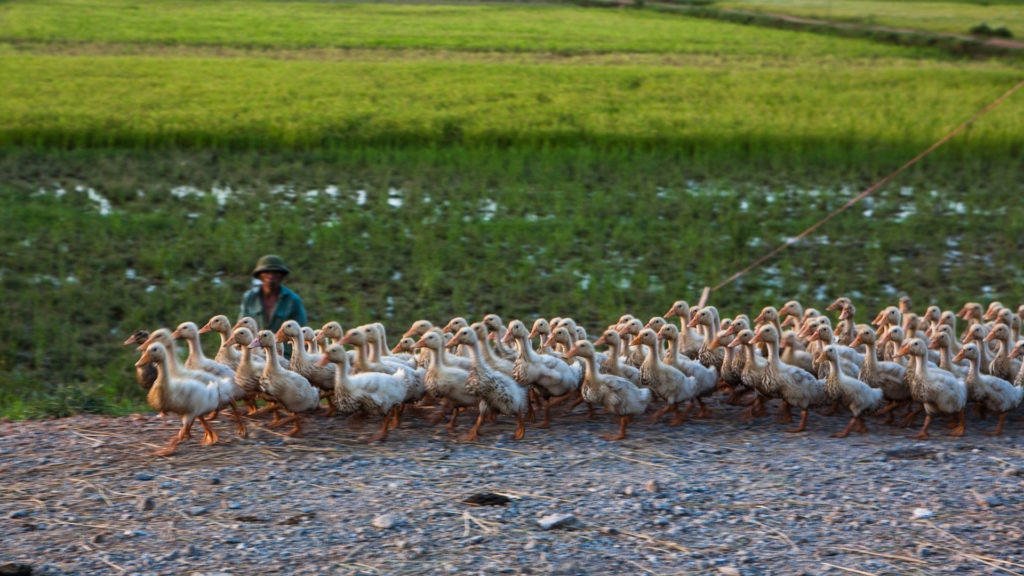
[252,254,290,278]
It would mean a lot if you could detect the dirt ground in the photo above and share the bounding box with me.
[1,403,1023,576]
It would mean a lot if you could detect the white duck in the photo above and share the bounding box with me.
[317,344,407,442]
[663,300,703,359]
[632,328,699,425]
[412,331,476,430]
[172,322,235,382]
[565,340,651,440]
[817,345,883,438]
[136,342,225,456]
[446,326,527,442]
[503,319,579,428]
[250,329,320,436]
[849,327,908,424]
[751,325,827,433]
[593,329,642,386]
[482,314,518,361]
[954,343,1022,436]
[198,315,241,370]
[896,338,966,440]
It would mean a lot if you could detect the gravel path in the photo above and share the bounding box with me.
[2,402,1023,576]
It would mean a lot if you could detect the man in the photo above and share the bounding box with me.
[240,255,307,335]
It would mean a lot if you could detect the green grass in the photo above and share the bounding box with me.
[0,0,977,55]
[714,0,1024,38]
[1,0,1022,418]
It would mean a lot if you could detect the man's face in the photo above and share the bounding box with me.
[260,271,283,292]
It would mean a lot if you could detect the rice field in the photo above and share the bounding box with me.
[1,0,1022,418]
[715,0,1024,38]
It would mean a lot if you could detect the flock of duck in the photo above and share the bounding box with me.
[125,297,1024,456]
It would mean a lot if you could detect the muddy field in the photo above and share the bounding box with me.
[1,403,1023,576]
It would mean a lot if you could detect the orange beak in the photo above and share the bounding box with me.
[630,335,642,346]
[982,330,997,343]
[564,347,578,361]
[952,349,965,363]
[223,335,237,347]
[274,329,288,344]
[198,322,213,334]
[135,350,152,368]
[542,334,557,349]
[663,308,676,318]
[895,343,911,357]
[444,337,458,350]
[751,333,764,345]
[315,355,330,368]
[594,335,608,347]
[850,334,863,349]
[686,316,699,328]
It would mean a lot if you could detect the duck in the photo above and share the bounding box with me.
[957,302,985,342]
[412,331,475,430]
[779,331,815,374]
[482,314,518,361]
[503,319,579,428]
[528,318,560,358]
[250,329,321,436]
[898,295,914,316]
[726,329,768,420]
[443,317,472,358]
[849,326,908,424]
[565,340,651,440]
[172,322,235,382]
[137,328,221,387]
[342,327,425,422]
[123,329,158,392]
[927,331,968,380]
[961,324,992,375]
[688,306,726,371]
[954,343,1022,436]
[468,322,516,378]
[445,326,528,441]
[816,345,883,438]
[221,327,265,415]
[402,319,435,341]
[361,323,416,370]
[198,315,241,370]
[313,322,357,364]
[542,327,586,386]
[751,325,827,433]
[593,329,642,386]
[615,318,646,368]
[632,328,700,425]
[778,300,810,344]
[664,300,704,359]
[135,342,224,456]
[807,323,863,378]
[895,338,966,440]
[317,344,407,442]
[983,323,1021,381]
[302,326,319,354]
[277,320,335,393]
[1009,340,1024,388]
[658,324,718,397]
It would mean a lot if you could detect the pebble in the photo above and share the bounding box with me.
[8,511,28,519]
[136,496,155,512]
[134,473,155,481]
[372,514,400,529]
[537,513,580,530]
[718,567,741,576]
[644,480,660,493]
[911,508,934,520]
[186,506,208,516]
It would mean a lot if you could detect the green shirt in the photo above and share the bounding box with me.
[239,285,307,333]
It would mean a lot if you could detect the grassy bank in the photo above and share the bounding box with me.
[3,147,1023,418]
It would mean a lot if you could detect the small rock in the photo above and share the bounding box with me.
[134,473,155,481]
[0,563,33,576]
[463,535,485,545]
[372,514,399,529]
[8,510,28,519]
[161,550,180,562]
[623,486,635,496]
[916,545,933,558]
[718,567,741,576]
[911,508,934,520]
[209,477,221,485]
[183,544,199,557]
[972,491,1003,508]
[186,506,208,516]
[1000,467,1023,477]
[644,480,660,493]
[137,496,155,512]
[537,513,580,530]
[91,533,106,544]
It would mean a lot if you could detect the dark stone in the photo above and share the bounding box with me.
[463,492,511,506]
[0,564,32,576]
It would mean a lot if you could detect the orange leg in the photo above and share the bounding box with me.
[831,415,858,438]
[368,408,393,442]
[446,406,460,431]
[694,397,711,419]
[649,403,674,424]
[909,413,932,440]
[899,405,923,428]
[777,401,793,424]
[854,415,869,433]
[461,410,485,442]
[535,398,554,429]
[822,400,841,417]
[513,412,526,440]
[784,409,809,433]
[984,412,1007,436]
[198,416,220,446]
[391,403,406,429]
[669,403,691,426]
[154,434,182,457]
[949,410,966,437]
[602,415,632,441]
[228,400,247,438]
